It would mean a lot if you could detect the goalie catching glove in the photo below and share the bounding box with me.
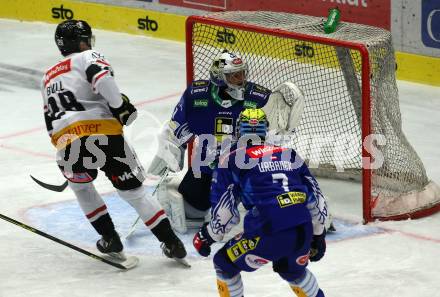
[263,81,305,135]
[109,93,137,126]
[193,223,215,257]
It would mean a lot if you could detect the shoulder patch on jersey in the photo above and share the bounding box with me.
[91,51,105,60]
[246,145,286,159]
[190,80,210,95]
[244,83,271,104]
[192,80,210,88]
[44,59,71,87]
[252,84,271,95]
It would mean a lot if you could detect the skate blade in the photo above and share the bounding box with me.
[102,252,140,270]
[173,257,191,268]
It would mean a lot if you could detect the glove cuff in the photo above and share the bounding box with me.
[109,93,137,125]
[201,223,216,245]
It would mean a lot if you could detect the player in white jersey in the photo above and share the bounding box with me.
[41,19,187,261]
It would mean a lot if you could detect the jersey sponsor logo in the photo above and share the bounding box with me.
[250,91,266,99]
[193,99,209,107]
[244,254,270,269]
[422,1,440,48]
[295,44,315,58]
[246,145,286,159]
[191,87,208,94]
[215,117,234,136]
[44,59,71,86]
[218,111,232,115]
[216,28,236,44]
[137,16,159,31]
[193,80,209,87]
[51,5,74,20]
[51,119,122,149]
[226,237,260,262]
[243,101,257,109]
[220,100,233,108]
[296,253,310,266]
[276,191,306,208]
[111,166,143,184]
[252,85,270,94]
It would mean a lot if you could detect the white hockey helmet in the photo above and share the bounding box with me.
[209,50,248,100]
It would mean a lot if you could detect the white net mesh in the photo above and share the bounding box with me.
[187,11,440,221]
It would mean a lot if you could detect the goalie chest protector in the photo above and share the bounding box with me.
[183,80,271,138]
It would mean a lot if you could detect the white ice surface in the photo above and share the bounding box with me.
[0,19,439,297]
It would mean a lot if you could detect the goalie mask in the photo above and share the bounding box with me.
[236,108,269,140]
[55,20,95,56]
[209,50,248,100]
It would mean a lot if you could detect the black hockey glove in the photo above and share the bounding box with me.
[193,223,215,257]
[310,230,326,262]
[109,93,137,126]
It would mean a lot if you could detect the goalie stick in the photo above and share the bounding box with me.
[0,213,138,270]
[30,175,68,192]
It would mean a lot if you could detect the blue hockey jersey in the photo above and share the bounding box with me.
[169,80,271,174]
[207,142,328,242]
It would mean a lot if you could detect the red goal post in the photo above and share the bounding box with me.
[185,11,440,223]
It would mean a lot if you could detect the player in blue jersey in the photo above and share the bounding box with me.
[147,50,275,231]
[193,109,328,297]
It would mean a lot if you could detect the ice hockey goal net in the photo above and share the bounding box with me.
[185,11,440,223]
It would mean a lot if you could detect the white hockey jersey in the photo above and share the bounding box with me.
[41,50,122,149]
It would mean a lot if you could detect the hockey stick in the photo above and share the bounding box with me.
[0,213,132,270]
[125,169,170,239]
[30,175,68,192]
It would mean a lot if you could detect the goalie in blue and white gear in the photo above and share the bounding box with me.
[193,108,327,297]
[148,50,309,233]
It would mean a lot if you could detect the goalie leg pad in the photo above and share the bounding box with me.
[117,186,166,229]
[156,173,187,234]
